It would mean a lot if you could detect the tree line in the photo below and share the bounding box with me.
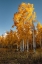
[0,3,42,52]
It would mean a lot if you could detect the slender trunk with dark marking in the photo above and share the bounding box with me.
[32,21,36,52]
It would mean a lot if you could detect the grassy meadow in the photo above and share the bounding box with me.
[0,48,42,64]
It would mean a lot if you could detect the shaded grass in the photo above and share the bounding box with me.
[0,48,42,64]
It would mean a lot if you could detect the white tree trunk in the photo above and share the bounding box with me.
[32,21,36,52]
[22,39,24,51]
[33,29,36,52]
[20,40,24,52]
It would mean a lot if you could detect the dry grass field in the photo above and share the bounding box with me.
[0,48,42,64]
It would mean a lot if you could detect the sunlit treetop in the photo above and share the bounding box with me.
[18,3,34,14]
[13,2,36,28]
[37,22,42,30]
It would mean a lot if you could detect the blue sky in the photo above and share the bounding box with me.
[0,0,42,35]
